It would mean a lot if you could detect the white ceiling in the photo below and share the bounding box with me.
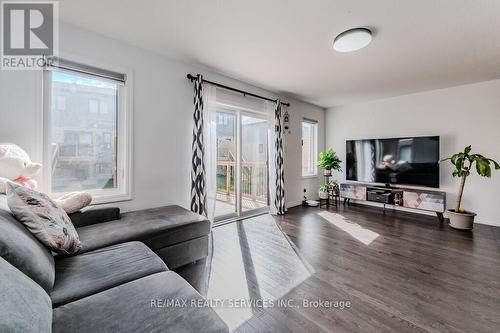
[58,0,500,108]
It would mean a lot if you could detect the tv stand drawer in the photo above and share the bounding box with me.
[403,191,445,213]
[340,183,367,200]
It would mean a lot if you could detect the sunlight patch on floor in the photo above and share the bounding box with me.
[318,211,380,245]
[207,215,313,331]
[207,223,253,331]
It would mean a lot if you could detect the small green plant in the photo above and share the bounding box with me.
[328,179,339,194]
[319,184,330,192]
[318,149,342,172]
[441,145,500,213]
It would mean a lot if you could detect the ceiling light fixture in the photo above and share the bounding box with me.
[333,28,372,53]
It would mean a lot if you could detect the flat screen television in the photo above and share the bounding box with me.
[346,136,440,188]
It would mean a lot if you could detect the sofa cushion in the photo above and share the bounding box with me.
[6,183,81,254]
[53,271,228,333]
[0,195,55,292]
[0,257,52,333]
[77,205,211,253]
[51,241,168,307]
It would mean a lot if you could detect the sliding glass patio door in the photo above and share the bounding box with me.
[240,113,269,213]
[215,111,238,217]
[214,108,269,222]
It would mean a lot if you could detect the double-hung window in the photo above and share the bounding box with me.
[43,58,131,203]
[302,119,318,177]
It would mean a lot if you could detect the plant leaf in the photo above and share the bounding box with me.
[318,149,342,171]
[475,158,491,177]
[487,158,500,170]
[464,145,472,155]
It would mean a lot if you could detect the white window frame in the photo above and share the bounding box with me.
[41,56,133,205]
[301,119,318,177]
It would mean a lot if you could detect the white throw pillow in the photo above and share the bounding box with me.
[6,183,81,254]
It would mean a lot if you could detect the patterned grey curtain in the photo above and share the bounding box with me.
[190,75,207,216]
[274,100,285,215]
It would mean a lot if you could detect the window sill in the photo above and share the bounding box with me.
[90,193,132,206]
[302,174,318,179]
[51,189,132,206]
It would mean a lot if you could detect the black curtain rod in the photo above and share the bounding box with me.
[186,74,290,107]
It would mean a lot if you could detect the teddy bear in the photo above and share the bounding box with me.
[0,144,41,190]
[0,143,92,214]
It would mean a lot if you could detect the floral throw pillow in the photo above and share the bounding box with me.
[6,183,81,254]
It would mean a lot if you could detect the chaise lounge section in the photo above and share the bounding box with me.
[0,196,228,333]
[70,205,211,269]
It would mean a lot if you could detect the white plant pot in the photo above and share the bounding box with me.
[319,191,329,199]
[447,209,476,230]
[323,169,332,176]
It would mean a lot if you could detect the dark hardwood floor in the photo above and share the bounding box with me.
[176,204,500,333]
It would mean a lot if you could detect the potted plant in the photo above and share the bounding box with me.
[441,146,500,230]
[328,179,339,195]
[318,149,342,176]
[318,185,330,199]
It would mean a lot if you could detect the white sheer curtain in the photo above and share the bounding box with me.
[203,84,217,221]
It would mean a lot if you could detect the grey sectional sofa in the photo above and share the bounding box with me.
[0,196,228,333]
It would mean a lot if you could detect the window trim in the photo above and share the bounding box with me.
[42,56,133,205]
[301,119,318,178]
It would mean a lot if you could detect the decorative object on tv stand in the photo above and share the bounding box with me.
[394,192,402,206]
[318,149,342,176]
[441,145,500,230]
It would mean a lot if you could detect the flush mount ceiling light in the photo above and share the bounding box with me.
[333,28,372,53]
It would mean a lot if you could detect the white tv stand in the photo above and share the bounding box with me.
[340,182,446,223]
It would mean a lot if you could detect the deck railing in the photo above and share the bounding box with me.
[216,160,268,204]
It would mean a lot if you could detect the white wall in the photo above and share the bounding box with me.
[284,98,326,207]
[0,24,325,213]
[326,79,500,226]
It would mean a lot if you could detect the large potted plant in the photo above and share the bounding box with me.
[442,146,500,230]
[318,149,342,176]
